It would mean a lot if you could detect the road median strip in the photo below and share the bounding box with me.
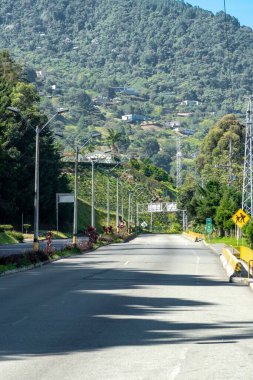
[0,233,137,277]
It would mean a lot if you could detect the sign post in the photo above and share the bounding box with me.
[205,218,213,241]
[232,208,250,246]
[56,193,74,233]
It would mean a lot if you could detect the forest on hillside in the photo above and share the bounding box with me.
[1,0,252,177]
[0,0,252,121]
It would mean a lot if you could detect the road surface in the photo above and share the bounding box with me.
[1,234,253,379]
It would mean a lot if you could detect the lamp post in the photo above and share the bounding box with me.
[106,160,120,227]
[7,106,69,252]
[128,192,132,232]
[91,158,96,227]
[121,183,124,221]
[72,132,101,245]
[116,177,119,230]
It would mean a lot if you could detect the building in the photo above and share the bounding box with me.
[122,114,146,123]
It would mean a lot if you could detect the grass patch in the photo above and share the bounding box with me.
[51,230,71,239]
[209,236,250,248]
[0,232,19,244]
[0,264,17,273]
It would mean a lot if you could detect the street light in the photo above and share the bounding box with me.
[7,107,69,252]
[106,161,120,227]
[72,132,101,245]
[87,149,110,228]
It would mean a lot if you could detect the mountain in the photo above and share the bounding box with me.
[1,0,253,175]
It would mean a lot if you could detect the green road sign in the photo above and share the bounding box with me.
[206,218,213,234]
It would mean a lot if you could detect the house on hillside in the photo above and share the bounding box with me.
[122,114,146,123]
[113,87,139,96]
[180,100,200,106]
[84,150,113,163]
[177,112,194,117]
[166,121,181,129]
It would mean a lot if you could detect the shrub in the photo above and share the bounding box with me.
[7,231,24,243]
[0,250,49,268]
[102,225,114,234]
[0,225,13,232]
[84,225,99,244]
[100,235,113,243]
[77,240,92,251]
[243,220,253,247]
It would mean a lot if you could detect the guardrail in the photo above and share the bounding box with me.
[183,231,206,242]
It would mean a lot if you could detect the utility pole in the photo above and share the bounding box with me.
[116,177,119,230]
[73,147,79,245]
[91,159,95,227]
[121,183,124,221]
[242,97,253,216]
[228,138,233,186]
[176,136,182,188]
[107,175,110,227]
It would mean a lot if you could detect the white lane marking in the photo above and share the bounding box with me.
[168,347,188,380]
[124,261,129,265]
[192,250,200,275]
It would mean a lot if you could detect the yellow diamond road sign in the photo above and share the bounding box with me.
[232,209,250,229]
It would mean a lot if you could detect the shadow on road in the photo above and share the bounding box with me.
[1,241,253,360]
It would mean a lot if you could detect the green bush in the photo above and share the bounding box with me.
[243,220,253,248]
[7,231,24,243]
[0,225,14,232]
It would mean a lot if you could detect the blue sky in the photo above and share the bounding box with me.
[185,0,253,29]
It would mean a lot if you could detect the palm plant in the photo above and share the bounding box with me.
[107,128,121,159]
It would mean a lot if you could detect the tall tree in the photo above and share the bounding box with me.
[0,52,69,226]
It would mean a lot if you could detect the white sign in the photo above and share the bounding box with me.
[148,203,162,212]
[166,202,177,212]
[57,194,74,203]
[141,221,148,228]
[148,202,177,212]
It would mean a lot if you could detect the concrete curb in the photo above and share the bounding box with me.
[202,240,221,255]
[201,240,240,282]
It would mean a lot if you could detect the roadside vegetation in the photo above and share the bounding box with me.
[0,228,136,275]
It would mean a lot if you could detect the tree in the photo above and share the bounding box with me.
[143,138,160,157]
[107,128,121,159]
[0,53,69,226]
[214,186,241,236]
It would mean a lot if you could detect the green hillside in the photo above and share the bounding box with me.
[63,160,176,232]
[0,0,252,156]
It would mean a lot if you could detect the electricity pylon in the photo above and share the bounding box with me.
[242,97,253,216]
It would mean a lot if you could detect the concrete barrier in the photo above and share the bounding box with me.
[183,231,206,242]
[234,245,253,278]
[236,246,253,264]
[220,247,242,281]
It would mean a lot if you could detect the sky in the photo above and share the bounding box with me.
[185,0,253,29]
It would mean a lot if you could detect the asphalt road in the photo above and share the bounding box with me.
[1,234,253,380]
[0,238,87,257]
